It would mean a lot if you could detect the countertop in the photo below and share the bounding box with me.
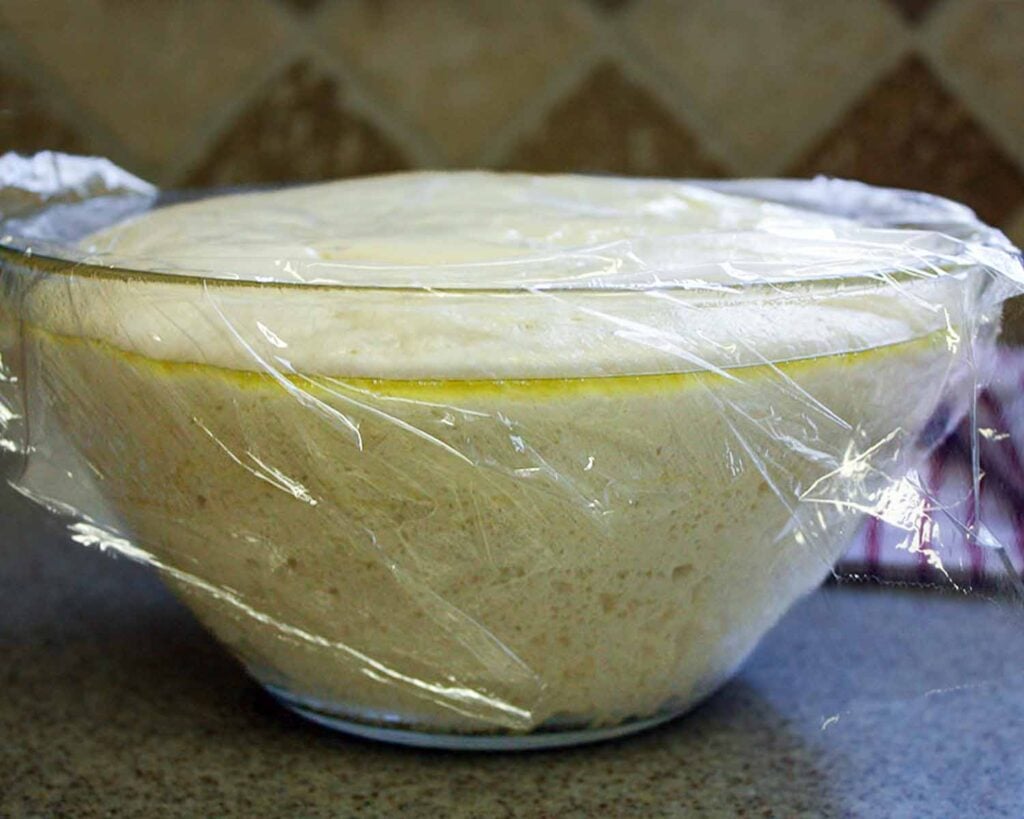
[3,485,1024,818]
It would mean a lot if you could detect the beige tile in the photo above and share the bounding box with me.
[930,0,1024,167]
[0,59,93,155]
[318,0,593,163]
[184,60,408,186]
[790,57,1024,225]
[623,0,906,171]
[504,62,724,177]
[0,0,291,167]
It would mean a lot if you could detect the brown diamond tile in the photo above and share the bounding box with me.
[931,0,1024,170]
[790,57,1024,224]
[886,0,944,24]
[0,63,92,154]
[1002,296,1024,347]
[504,63,724,177]
[624,0,905,171]
[1001,209,1024,346]
[185,61,408,187]
[0,0,289,166]
[1006,208,1024,251]
[319,0,592,162]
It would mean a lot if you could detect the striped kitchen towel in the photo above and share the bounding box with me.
[836,347,1024,590]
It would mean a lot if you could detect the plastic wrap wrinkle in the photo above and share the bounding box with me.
[64,516,537,729]
[2,153,1023,743]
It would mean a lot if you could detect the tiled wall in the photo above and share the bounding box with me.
[1,0,1023,332]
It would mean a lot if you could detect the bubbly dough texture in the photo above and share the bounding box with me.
[50,172,966,379]
[29,329,952,731]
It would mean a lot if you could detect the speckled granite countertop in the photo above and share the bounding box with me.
[3,485,1024,818]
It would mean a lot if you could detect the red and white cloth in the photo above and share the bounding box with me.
[837,347,1024,589]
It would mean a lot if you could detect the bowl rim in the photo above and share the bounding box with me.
[0,240,967,299]
[0,175,1004,297]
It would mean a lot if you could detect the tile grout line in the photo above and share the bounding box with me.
[914,4,1024,176]
[473,47,603,169]
[0,27,148,177]
[300,32,444,168]
[161,24,310,186]
[775,30,913,177]
[302,0,446,167]
[589,2,746,175]
[480,0,746,174]
[302,2,607,170]
[460,1,603,169]
[164,0,443,185]
[0,0,305,187]
[633,2,918,177]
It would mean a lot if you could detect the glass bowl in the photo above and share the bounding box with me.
[0,171,1017,749]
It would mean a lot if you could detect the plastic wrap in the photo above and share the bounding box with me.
[1,152,1022,749]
